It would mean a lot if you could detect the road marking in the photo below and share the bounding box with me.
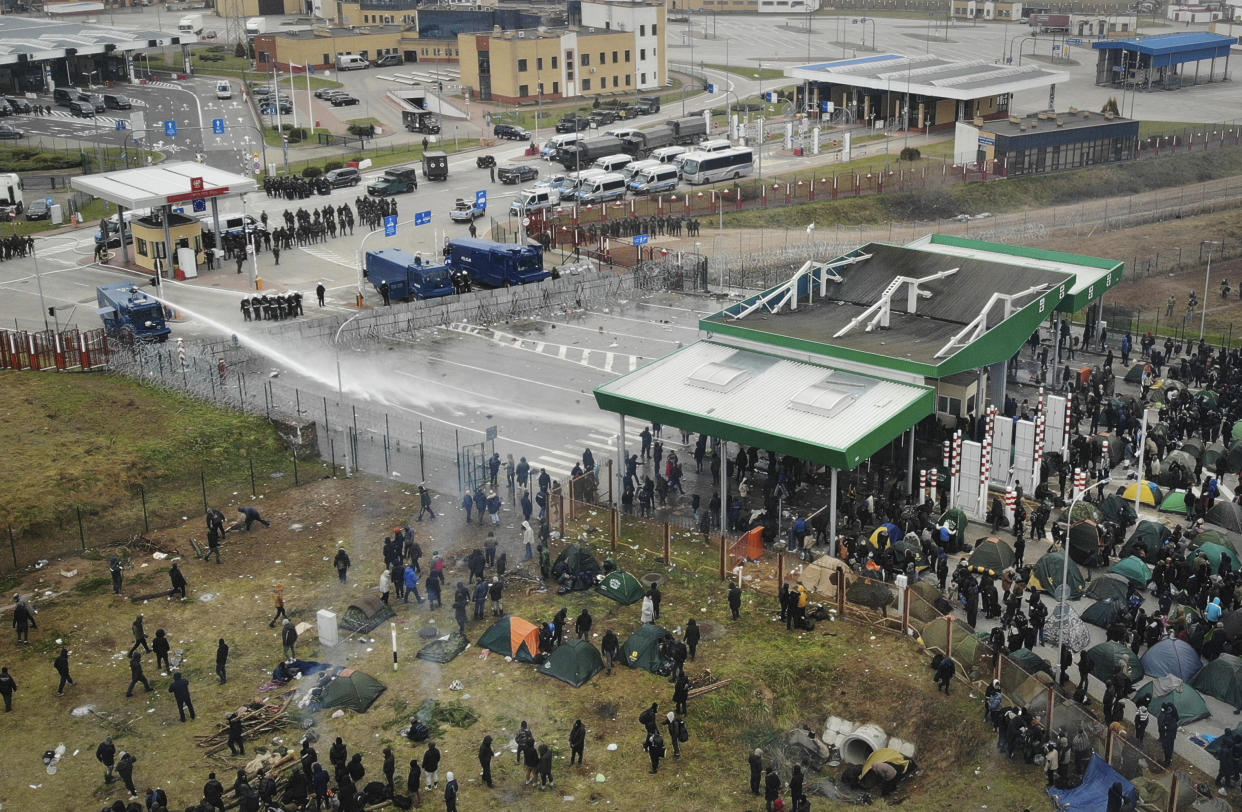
[578,349,592,366]
[604,351,615,371]
[532,317,682,343]
[557,345,568,359]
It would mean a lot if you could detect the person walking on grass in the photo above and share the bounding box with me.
[270,585,288,627]
[644,729,665,774]
[569,719,586,765]
[478,735,494,788]
[53,648,75,696]
[216,638,229,684]
[334,547,351,583]
[170,671,195,722]
[126,651,152,697]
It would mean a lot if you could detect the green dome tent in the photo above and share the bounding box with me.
[1100,494,1138,527]
[1193,542,1241,574]
[1028,551,1086,600]
[551,543,602,591]
[1068,521,1100,566]
[622,624,674,675]
[1190,653,1242,710]
[1207,501,1242,533]
[1081,598,1127,629]
[1232,420,1242,443]
[416,632,469,664]
[1085,574,1131,602]
[1180,437,1205,459]
[1093,434,1125,468]
[477,616,542,663]
[1121,521,1171,560]
[1196,529,1242,557]
[539,640,604,687]
[1228,441,1242,473]
[1159,491,1191,515]
[1008,648,1053,680]
[1164,450,1198,473]
[1086,641,1145,685]
[1204,443,1228,473]
[1133,676,1210,725]
[968,537,1014,572]
[1196,391,1219,410]
[1124,363,1148,384]
[1109,555,1153,586]
[1069,502,1103,524]
[847,579,896,611]
[595,571,645,605]
[319,669,387,713]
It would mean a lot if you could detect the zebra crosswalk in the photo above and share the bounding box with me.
[17,110,127,128]
[446,322,642,374]
[296,245,355,269]
[522,426,690,483]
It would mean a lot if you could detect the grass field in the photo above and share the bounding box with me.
[702,63,787,82]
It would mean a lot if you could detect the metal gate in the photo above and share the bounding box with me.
[458,441,488,495]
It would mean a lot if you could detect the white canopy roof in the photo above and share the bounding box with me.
[71,162,257,211]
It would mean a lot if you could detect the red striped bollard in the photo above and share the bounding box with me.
[919,469,926,500]
[28,333,39,371]
[929,469,938,501]
[80,331,91,371]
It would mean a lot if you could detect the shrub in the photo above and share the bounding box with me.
[323,160,343,172]
[234,41,247,59]
[285,127,309,143]
[301,166,322,178]
[899,147,921,162]
[347,123,374,137]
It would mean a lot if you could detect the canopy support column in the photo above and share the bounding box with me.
[829,467,838,558]
[719,438,728,534]
[617,414,627,505]
[906,426,916,498]
[988,361,1006,414]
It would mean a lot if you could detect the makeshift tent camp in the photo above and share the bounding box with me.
[1081,598,1127,629]
[938,508,968,553]
[1195,529,1242,557]
[539,640,604,687]
[1193,542,1241,574]
[968,538,1014,572]
[1008,648,1053,679]
[909,579,952,622]
[1047,755,1137,811]
[1028,552,1086,600]
[1124,363,1148,384]
[859,747,916,790]
[1133,675,1210,725]
[800,555,854,597]
[1087,641,1145,685]
[1190,653,1242,710]
[1084,574,1131,602]
[1067,521,1099,566]
[1044,603,1092,652]
[1110,556,1153,586]
[920,617,985,670]
[595,571,645,605]
[1140,639,1203,682]
[623,624,673,675]
[416,633,469,664]
[1181,437,1206,459]
[1100,494,1138,526]
[1207,501,1242,533]
[1159,491,1190,514]
[1165,450,1198,473]
[318,669,387,713]
[339,595,396,634]
[1122,481,1162,506]
[1122,520,1171,560]
[1069,502,1103,524]
[551,544,601,591]
[1204,443,1228,472]
[477,616,542,663]
[847,579,896,611]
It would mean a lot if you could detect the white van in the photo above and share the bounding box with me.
[198,212,264,236]
[509,186,561,216]
[564,168,606,195]
[245,17,266,35]
[628,163,679,195]
[650,145,688,165]
[605,127,643,140]
[336,54,368,71]
[698,138,733,153]
[215,80,232,100]
[575,172,627,204]
[540,132,582,160]
[621,158,660,180]
[591,153,632,174]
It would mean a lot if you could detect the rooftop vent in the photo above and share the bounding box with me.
[788,379,864,418]
[687,361,750,394]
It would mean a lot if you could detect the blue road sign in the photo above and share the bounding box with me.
[1066,37,1083,45]
[414,210,431,226]
[192,198,207,213]
[115,120,127,131]
[707,83,717,94]
[633,234,649,247]
[384,214,398,237]
[475,190,487,208]
[821,101,833,113]
[764,91,777,103]
[45,197,53,207]
[212,118,226,134]
[164,120,177,138]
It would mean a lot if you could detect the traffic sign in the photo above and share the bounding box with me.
[192,198,207,213]
[164,120,177,137]
[764,91,777,103]
[707,83,717,94]
[414,210,431,226]
[821,101,834,113]
[475,190,487,208]
[633,234,649,246]
[1066,37,1083,45]
[384,214,398,237]
[212,118,226,134]
[115,120,127,131]
[485,425,498,442]
[45,197,53,207]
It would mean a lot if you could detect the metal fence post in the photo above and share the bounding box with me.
[610,508,618,552]
[8,526,16,569]
[719,534,726,580]
[201,472,208,513]
[292,449,299,486]
[249,458,257,496]
[140,485,149,533]
[76,506,85,551]
[777,552,785,591]
[323,396,329,435]
[352,406,359,469]
[330,438,337,477]
[419,422,425,482]
[663,522,671,565]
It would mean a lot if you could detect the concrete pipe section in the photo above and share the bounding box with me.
[839,723,888,765]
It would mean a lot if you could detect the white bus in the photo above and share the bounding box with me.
[678,147,754,185]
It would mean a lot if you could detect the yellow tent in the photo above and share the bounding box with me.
[868,526,892,549]
[860,747,911,777]
[1121,481,1162,506]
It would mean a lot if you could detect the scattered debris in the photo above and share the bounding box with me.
[195,692,295,757]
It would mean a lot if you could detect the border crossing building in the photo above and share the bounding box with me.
[1092,32,1237,90]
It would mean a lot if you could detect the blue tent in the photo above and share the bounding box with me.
[882,522,904,543]
[1140,638,1203,682]
[1048,755,1137,811]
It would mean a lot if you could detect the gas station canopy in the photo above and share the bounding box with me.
[70,162,258,212]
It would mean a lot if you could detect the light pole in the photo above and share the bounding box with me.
[1058,476,1110,672]
[334,310,364,394]
[1201,240,1223,339]
[853,17,875,51]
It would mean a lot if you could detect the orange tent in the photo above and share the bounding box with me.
[477,616,542,663]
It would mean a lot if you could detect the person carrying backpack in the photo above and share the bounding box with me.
[644,729,665,774]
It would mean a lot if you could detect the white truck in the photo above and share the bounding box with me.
[245,17,266,35]
[178,14,204,35]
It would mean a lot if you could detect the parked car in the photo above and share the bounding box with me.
[5,97,32,114]
[373,53,403,67]
[313,87,340,99]
[493,123,531,141]
[448,198,485,222]
[250,84,273,96]
[476,154,496,169]
[325,167,362,187]
[497,165,538,184]
[0,104,10,117]
[24,199,49,220]
[68,100,95,118]
[329,95,360,107]
[0,125,23,140]
[555,116,590,134]
[103,94,132,110]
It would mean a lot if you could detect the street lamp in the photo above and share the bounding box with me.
[853,17,876,51]
[1058,476,1111,673]
[334,310,364,394]
[1200,240,1223,339]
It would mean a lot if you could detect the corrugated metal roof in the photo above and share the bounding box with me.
[786,54,1068,101]
[1093,32,1237,56]
[595,341,931,463]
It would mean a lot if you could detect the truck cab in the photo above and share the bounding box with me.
[96,283,170,341]
[421,150,448,181]
[366,248,454,301]
[447,237,548,287]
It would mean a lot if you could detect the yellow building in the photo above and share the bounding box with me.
[254,26,407,71]
[130,213,203,276]
[459,27,645,104]
[213,0,303,20]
